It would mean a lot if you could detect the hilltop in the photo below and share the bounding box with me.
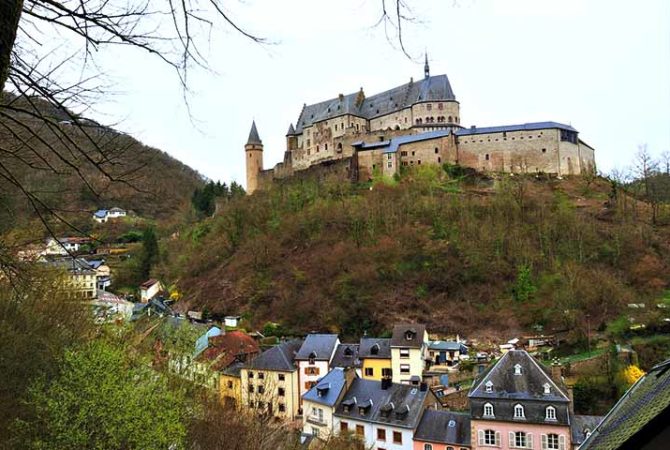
[0,93,204,235]
[160,167,670,340]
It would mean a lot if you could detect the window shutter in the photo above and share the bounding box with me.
[528,433,533,449]
[495,431,501,446]
[508,432,514,447]
[541,434,548,450]
[558,434,566,450]
[478,430,484,446]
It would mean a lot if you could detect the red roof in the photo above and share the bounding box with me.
[140,279,160,289]
[198,331,261,370]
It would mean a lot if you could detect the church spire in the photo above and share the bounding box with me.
[246,120,262,145]
[424,52,430,79]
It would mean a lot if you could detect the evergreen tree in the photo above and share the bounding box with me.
[139,227,159,280]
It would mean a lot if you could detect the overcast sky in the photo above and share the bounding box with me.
[87,0,670,186]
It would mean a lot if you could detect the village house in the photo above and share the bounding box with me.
[44,236,91,255]
[169,323,223,389]
[413,409,472,450]
[85,259,111,290]
[359,337,393,381]
[92,207,127,223]
[333,378,435,450]
[220,362,244,408]
[391,324,430,385]
[140,278,163,302]
[45,257,97,298]
[240,339,304,421]
[224,315,241,328]
[468,350,573,450]
[90,291,134,322]
[330,343,361,370]
[429,341,469,368]
[295,334,340,404]
[302,367,357,440]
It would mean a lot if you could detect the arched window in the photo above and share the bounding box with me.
[514,364,522,375]
[485,380,493,393]
[337,143,343,153]
[483,403,494,417]
[424,445,433,450]
[448,115,453,122]
[543,383,551,394]
[514,404,525,419]
[546,406,557,421]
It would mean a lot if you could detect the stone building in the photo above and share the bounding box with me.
[245,57,596,193]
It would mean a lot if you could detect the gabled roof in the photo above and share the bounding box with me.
[333,378,428,429]
[294,74,456,133]
[140,279,160,289]
[414,410,471,446]
[571,414,603,447]
[455,121,577,136]
[359,338,392,359]
[469,350,569,402]
[391,324,427,348]
[197,331,260,371]
[429,340,468,352]
[246,120,262,145]
[247,339,303,372]
[579,359,670,449]
[295,334,339,361]
[93,209,108,218]
[302,367,349,407]
[330,343,361,368]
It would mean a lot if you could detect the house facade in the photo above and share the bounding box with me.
[429,341,469,367]
[302,367,356,440]
[140,279,162,302]
[240,339,303,421]
[333,378,433,450]
[295,334,340,404]
[45,257,97,298]
[468,350,572,450]
[359,337,393,381]
[391,324,429,384]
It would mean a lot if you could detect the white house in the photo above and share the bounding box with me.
[107,207,127,218]
[140,279,163,302]
[44,237,90,255]
[224,316,242,328]
[390,324,429,384]
[92,207,126,223]
[295,334,340,405]
[302,367,356,440]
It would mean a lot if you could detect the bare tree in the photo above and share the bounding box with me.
[660,150,670,175]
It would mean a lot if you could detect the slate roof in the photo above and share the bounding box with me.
[302,367,349,407]
[469,350,569,402]
[46,257,96,274]
[93,209,108,218]
[294,74,456,133]
[295,334,339,361]
[429,340,468,352]
[570,414,603,447]
[414,410,471,446]
[247,339,303,372]
[579,358,670,450]
[286,123,295,136]
[455,121,577,136]
[221,361,244,377]
[359,338,392,359]
[246,120,262,145]
[334,378,428,429]
[353,129,452,154]
[391,324,427,348]
[330,343,360,368]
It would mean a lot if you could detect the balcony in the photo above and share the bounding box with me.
[306,415,327,426]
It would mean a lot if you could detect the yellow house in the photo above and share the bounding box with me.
[239,339,303,421]
[359,337,392,381]
[219,362,243,408]
[390,324,429,384]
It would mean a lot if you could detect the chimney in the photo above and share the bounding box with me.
[567,384,575,414]
[381,377,392,390]
[550,358,563,384]
[470,125,476,130]
[343,367,357,389]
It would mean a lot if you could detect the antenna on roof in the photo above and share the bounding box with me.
[424,50,430,79]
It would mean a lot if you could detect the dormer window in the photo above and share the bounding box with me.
[342,397,356,413]
[483,403,494,418]
[485,381,493,393]
[380,402,394,417]
[395,404,410,420]
[370,343,380,355]
[448,420,456,427]
[514,404,525,419]
[514,364,523,375]
[543,383,551,394]
[344,347,353,357]
[546,405,557,421]
[316,383,330,398]
[358,399,373,416]
[308,351,317,365]
[405,329,416,341]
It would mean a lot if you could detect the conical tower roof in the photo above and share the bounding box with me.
[246,120,262,145]
[286,123,295,136]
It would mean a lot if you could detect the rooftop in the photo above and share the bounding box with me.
[391,324,427,348]
[455,121,577,136]
[295,334,339,361]
[414,410,471,446]
[359,337,392,359]
[330,343,361,369]
[247,339,303,372]
[302,367,349,407]
[197,331,261,371]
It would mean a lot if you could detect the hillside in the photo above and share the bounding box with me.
[160,167,670,340]
[0,92,204,235]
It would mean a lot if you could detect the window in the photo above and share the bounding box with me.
[400,348,410,358]
[278,374,285,381]
[325,143,328,150]
[365,367,374,377]
[543,383,551,394]
[485,154,490,161]
[311,427,319,437]
[340,421,348,432]
[382,368,392,377]
[485,381,493,393]
[401,151,407,156]
[393,431,402,444]
[543,433,560,450]
[400,364,410,374]
[514,404,525,419]
[514,364,523,375]
[377,428,386,440]
[513,431,527,448]
[248,385,254,393]
[259,386,267,395]
[427,104,432,111]
[258,372,264,380]
[418,160,421,165]
[335,124,338,131]
[542,148,547,153]
[425,445,433,450]
[435,147,439,154]
[305,381,316,390]
[356,425,364,436]
[387,154,392,160]
[546,406,556,421]
[305,367,320,375]
[248,371,254,378]
[482,429,498,446]
[483,403,494,418]
[227,380,233,389]
[387,162,392,168]
[278,388,285,397]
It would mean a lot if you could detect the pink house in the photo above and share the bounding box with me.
[468,350,572,450]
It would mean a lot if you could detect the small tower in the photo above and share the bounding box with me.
[286,123,297,151]
[424,52,430,79]
[245,120,263,194]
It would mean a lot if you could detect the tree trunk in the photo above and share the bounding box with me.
[0,0,23,93]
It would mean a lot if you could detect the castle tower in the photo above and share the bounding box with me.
[286,123,297,151]
[245,120,263,194]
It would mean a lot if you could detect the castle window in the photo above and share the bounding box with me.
[316,145,319,152]
[337,143,342,153]
[325,143,328,150]
[435,148,439,154]
[438,103,443,110]
[485,154,490,161]
[418,160,421,165]
[427,104,432,110]
[249,153,252,158]
[335,124,338,131]
[412,151,415,156]
[376,109,379,114]
[438,157,441,163]
[448,116,452,122]
[356,124,359,131]
[542,148,547,153]
[387,162,392,168]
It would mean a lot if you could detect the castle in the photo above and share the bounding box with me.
[245,57,596,193]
